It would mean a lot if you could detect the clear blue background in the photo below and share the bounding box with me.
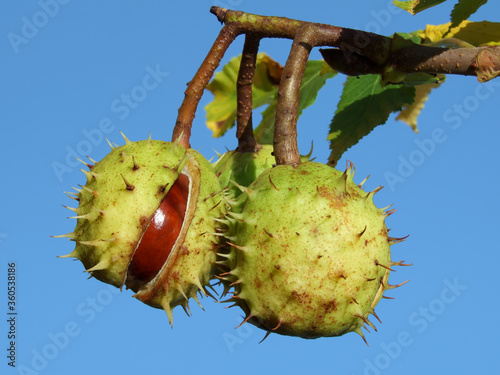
[1,1,499,374]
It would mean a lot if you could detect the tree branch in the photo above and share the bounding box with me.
[391,44,500,82]
[214,6,500,82]
[173,6,499,149]
[216,7,391,65]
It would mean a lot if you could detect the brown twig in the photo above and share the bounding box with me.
[322,44,500,83]
[172,25,239,148]
[217,7,500,79]
[390,44,500,81]
[236,34,261,152]
[217,7,391,64]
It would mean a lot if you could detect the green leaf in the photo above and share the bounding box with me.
[393,0,447,15]
[451,0,488,28]
[394,32,422,44]
[254,60,337,144]
[254,101,277,145]
[204,53,281,138]
[402,72,446,86]
[297,61,338,116]
[327,75,415,166]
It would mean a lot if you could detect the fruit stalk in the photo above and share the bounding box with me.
[273,23,361,166]
[273,24,315,166]
[172,25,239,148]
[236,34,261,152]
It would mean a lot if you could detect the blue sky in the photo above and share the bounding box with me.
[1,1,499,374]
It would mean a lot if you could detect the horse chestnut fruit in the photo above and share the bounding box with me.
[56,135,225,324]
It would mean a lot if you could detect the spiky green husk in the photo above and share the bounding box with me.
[214,145,276,198]
[214,144,312,198]
[58,137,225,324]
[222,162,405,340]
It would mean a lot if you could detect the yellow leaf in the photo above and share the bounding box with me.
[396,76,444,131]
[417,21,500,46]
[417,23,454,43]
